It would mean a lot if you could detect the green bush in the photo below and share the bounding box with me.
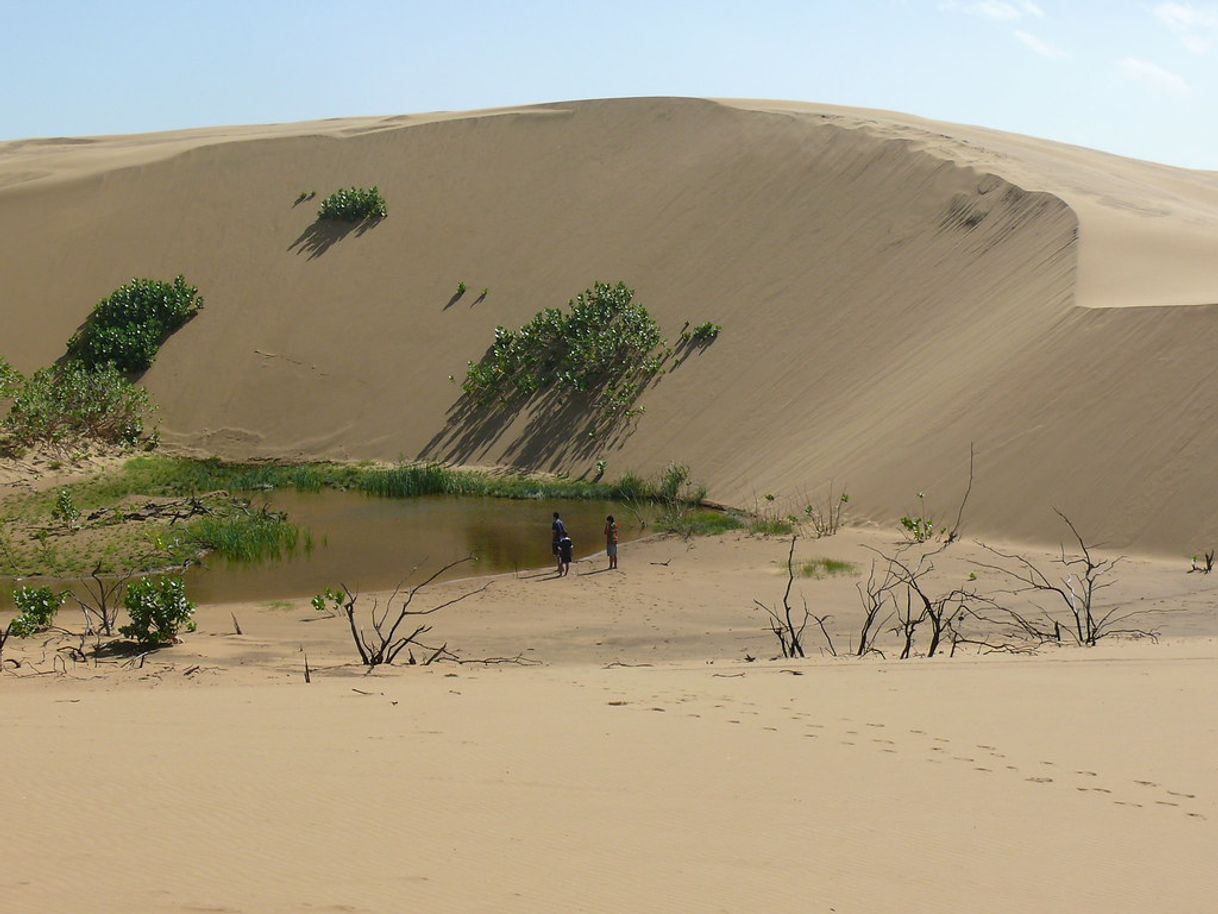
[120,576,196,646]
[462,282,666,414]
[2,362,152,450]
[9,586,65,637]
[688,322,721,342]
[318,186,387,221]
[67,275,203,373]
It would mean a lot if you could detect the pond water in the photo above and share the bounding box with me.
[184,491,647,605]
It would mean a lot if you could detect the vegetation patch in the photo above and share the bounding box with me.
[73,455,708,504]
[318,186,387,221]
[656,508,744,537]
[749,517,797,537]
[185,507,305,563]
[799,557,859,579]
[462,281,668,420]
[1,362,153,453]
[67,275,204,373]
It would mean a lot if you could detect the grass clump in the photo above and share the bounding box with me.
[186,507,303,563]
[67,275,203,373]
[749,517,797,536]
[318,186,387,222]
[800,557,860,578]
[1,362,152,452]
[656,509,743,537]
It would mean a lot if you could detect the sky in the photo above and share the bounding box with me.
[1,0,1215,168]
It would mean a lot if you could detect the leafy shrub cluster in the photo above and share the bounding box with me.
[686,322,722,343]
[462,282,666,414]
[67,275,204,373]
[1,361,152,450]
[8,585,64,637]
[120,576,196,646]
[318,186,387,222]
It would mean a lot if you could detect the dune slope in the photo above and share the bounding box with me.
[3,97,1218,551]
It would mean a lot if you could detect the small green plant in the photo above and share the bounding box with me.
[479,287,489,299]
[689,322,721,342]
[51,488,80,528]
[593,459,607,481]
[67,275,204,373]
[900,492,937,543]
[9,585,65,637]
[456,281,467,296]
[120,576,196,646]
[311,587,345,617]
[293,190,316,205]
[805,489,849,538]
[1189,550,1215,574]
[317,186,387,222]
[800,557,859,578]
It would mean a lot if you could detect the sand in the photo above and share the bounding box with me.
[4,97,1218,552]
[4,97,1218,912]
[2,529,1216,913]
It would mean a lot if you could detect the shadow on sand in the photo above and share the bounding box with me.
[289,217,384,259]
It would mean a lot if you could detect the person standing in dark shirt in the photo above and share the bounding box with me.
[552,512,567,574]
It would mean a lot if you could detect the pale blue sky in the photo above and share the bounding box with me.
[1,1,1215,168]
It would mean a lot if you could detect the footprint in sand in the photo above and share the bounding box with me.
[974,767,992,773]
[1155,801,1179,807]
[1075,770,1097,777]
[866,723,886,729]
[909,729,926,735]
[1114,801,1143,808]
[1026,776,1053,784]
[1167,791,1196,799]
[1134,780,1159,788]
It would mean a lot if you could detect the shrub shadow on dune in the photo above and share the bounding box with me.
[288,217,383,259]
[418,377,653,470]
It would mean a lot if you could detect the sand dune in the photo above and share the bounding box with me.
[4,97,1218,553]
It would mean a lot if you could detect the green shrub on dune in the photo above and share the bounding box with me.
[317,186,387,222]
[67,275,204,373]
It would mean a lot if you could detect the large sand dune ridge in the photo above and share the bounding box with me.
[4,97,1218,552]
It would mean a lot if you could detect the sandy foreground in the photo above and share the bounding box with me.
[3,528,1215,913]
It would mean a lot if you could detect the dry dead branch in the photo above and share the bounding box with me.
[337,556,490,667]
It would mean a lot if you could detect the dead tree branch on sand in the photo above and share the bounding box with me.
[854,560,899,657]
[339,556,490,667]
[945,443,975,545]
[753,536,836,658]
[972,508,1157,646]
